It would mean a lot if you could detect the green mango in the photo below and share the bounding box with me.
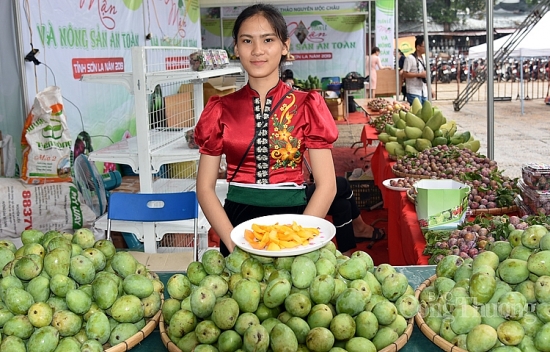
[243,324,270,352]
[395,118,407,129]
[426,110,444,131]
[392,113,400,124]
[466,324,498,352]
[3,315,34,340]
[432,137,448,147]
[395,128,407,139]
[291,257,316,289]
[469,272,496,305]
[168,309,197,339]
[385,124,397,137]
[415,138,432,152]
[411,97,422,115]
[405,112,425,130]
[27,326,60,351]
[109,323,139,346]
[404,126,423,139]
[233,278,261,313]
[498,259,530,284]
[161,298,181,325]
[461,131,471,143]
[270,322,299,352]
[123,273,154,299]
[111,295,144,323]
[422,126,435,141]
[463,140,480,152]
[377,132,391,143]
[372,326,399,351]
[381,272,408,302]
[306,327,334,352]
[355,311,378,339]
[338,257,366,281]
[217,330,243,352]
[263,277,291,308]
[52,310,82,337]
[211,298,239,330]
[190,286,216,319]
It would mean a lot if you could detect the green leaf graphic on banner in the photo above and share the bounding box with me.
[321,15,365,33]
[185,0,200,23]
[122,0,143,11]
[201,18,235,37]
[377,0,395,12]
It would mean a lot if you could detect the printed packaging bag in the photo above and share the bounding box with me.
[21,86,72,184]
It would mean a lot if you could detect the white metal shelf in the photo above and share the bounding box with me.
[88,130,200,173]
[81,47,239,254]
[80,66,242,93]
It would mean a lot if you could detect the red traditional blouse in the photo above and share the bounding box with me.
[195,81,338,186]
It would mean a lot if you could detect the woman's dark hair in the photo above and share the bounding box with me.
[415,35,425,48]
[371,47,380,55]
[232,4,290,66]
[282,69,294,80]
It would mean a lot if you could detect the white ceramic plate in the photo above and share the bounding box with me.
[383,178,410,191]
[231,214,336,257]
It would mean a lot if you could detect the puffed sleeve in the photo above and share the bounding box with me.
[194,96,224,156]
[303,92,339,149]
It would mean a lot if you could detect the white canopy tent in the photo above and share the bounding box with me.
[468,12,550,59]
[467,11,550,115]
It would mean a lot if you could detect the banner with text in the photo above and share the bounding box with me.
[18,0,200,173]
[375,0,395,66]
[219,3,368,17]
[201,13,365,84]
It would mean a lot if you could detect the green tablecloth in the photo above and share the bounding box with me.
[137,265,438,352]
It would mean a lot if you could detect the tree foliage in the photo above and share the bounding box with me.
[393,0,541,32]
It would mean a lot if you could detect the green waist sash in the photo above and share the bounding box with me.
[227,185,307,207]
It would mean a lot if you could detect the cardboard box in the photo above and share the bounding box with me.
[203,76,237,106]
[414,179,470,230]
[373,69,398,97]
[325,98,343,120]
[129,251,195,272]
[164,84,194,128]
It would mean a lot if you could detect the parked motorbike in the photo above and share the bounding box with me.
[439,60,452,83]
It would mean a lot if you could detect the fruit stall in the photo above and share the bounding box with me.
[3,215,550,352]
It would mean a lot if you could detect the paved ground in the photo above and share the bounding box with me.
[335,93,550,179]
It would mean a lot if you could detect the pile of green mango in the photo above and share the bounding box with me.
[0,228,163,352]
[419,225,550,352]
[162,245,420,352]
[294,75,321,90]
[378,98,480,157]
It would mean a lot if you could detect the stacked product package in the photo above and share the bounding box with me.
[516,163,550,216]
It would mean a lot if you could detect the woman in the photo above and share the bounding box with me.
[365,46,391,98]
[195,4,384,256]
[194,4,338,256]
[281,69,295,88]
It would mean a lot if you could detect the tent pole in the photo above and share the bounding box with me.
[486,0,495,160]
[422,0,432,101]
[368,0,372,98]
[520,55,524,114]
[395,0,400,99]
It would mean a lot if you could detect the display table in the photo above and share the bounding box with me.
[132,266,440,352]
[350,122,378,155]
[354,98,394,119]
[371,144,430,265]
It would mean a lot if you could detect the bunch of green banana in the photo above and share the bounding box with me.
[378,98,480,157]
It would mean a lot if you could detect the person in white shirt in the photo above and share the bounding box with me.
[402,36,428,105]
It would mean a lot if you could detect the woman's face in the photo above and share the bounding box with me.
[234,14,289,83]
